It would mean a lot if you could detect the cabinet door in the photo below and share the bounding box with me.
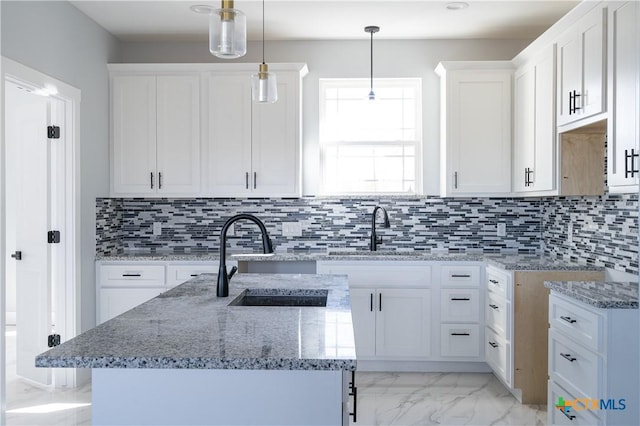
[349,288,376,358]
[156,75,201,194]
[207,73,252,196]
[532,46,556,191]
[99,287,164,324]
[376,288,431,358]
[579,6,606,119]
[557,29,581,126]
[448,70,511,194]
[251,73,301,197]
[111,75,157,194]
[607,1,639,190]
[513,65,535,192]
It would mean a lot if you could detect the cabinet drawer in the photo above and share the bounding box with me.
[166,264,217,288]
[549,329,602,399]
[485,292,507,336]
[441,289,480,322]
[441,324,480,358]
[548,380,602,425]
[485,326,511,386]
[98,287,165,324]
[549,294,602,352]
[440,265,481,286]
[486,267,510,299]
[99,264,165,287]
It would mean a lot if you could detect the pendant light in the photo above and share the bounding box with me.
[364,25,380,101]
[251,0,277,103]
[209,0,247,59]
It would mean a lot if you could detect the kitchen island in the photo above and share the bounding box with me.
[36,273,356,425]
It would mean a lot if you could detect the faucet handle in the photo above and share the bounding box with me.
[227,266,238,281]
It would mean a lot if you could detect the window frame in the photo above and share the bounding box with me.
[318,78,423,196]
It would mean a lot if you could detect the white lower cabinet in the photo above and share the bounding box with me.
[441,324,480,358]
[547,292,639,426]
[348,288,376,358]
[97,260,230,324]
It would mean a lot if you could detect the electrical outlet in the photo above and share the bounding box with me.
[282,222,302,237]
[152,222,162,236]
[496,223,506,237]
[567,223,573,244]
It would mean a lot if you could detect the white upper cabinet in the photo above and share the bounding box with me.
[556,5,607,126]
[513,45,556,194]
[206,71,301,197]
[436,62,513,197]
[607,1,640,192]
[110,72,201,196]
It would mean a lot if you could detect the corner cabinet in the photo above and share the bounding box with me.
[607,1,640,193]
[513,45,556,194]
[556,5,607,127]
[109,63,307,198]
[205,70,302,197]
[436,62,513,197]
[110,72,201,196]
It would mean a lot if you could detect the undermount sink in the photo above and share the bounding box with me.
[228,288,328,307]
[327,250,424,257]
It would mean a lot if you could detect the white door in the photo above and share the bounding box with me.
[556,28,580,125]
[532,45,556,192]
[348,288,376,358]
[579,6,606,119]
[376,288,431,358]
[6,82,52,385]
[513,65,535,192]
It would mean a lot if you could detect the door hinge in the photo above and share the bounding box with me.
[48,334,61,347]
[47,126,61,139]
[47,230,61,244]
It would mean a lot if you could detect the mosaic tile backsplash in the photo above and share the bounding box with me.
[96,193,638,275]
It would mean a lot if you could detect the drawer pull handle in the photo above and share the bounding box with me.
[560,409,576,421]
[122,273,142,277]
[489,304,499,310]
[451,332,470,336]
[190,274,199,277]
[488,279,499,284]
[488,341,498,348]
[451,274,471,278]
[370,293,373,312]
[560,353,577,362]
[560,316,577,324]
[451,298,470,301]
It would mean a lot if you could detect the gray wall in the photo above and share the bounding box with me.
[1,1,121,331]
[119,39,530,195]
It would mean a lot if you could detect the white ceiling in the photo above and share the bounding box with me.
[70,0,580,43]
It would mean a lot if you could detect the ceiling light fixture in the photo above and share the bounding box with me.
[251,0,277,103]
[364,25,380,101]
[209,0,246,59]
[446,2,469,11]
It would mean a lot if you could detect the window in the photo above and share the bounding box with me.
[319,78,422,195]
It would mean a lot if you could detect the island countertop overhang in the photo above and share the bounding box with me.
[36,273,356,371]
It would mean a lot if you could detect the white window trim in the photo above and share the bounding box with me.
[318,78,423,196]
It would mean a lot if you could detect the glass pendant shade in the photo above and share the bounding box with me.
[252,63,278,103]
[209,1,246,59]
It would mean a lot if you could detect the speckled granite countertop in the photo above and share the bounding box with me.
[36,274,356,371]
[545,281,639,309]
[96,251,603,271]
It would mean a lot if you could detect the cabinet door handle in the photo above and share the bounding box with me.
[451,297,470,301]
[150,172,154,189]
[488,341,498,348]
[254,172,257,189]
[489,304,499,310]
[560,353,577,362]
[245,172,249,189]
[190,274,199,277]
[569,90,574,115]
[454,171,458,189]
[379,293,382,312]
[370,293,373,312]
[451,274,470,278]
[560,316,577,324]
[488,279,499,284]
[451,332,470,336]
[158,172,162,189]
[122,273,142,277]
[572,90,581,112]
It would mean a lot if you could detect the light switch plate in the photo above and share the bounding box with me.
[496,223,506,237]
[152,222,162,236]
[282,222,302,237]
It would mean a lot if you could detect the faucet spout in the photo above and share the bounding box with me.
[217,214,273,297]
[370,206,390,251]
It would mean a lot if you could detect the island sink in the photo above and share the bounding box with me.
[229,288,328,307]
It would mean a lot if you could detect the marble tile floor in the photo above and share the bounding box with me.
[4,326,545,425]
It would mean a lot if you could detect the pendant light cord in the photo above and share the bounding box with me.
[261,0,265,64]
[370,30,374,93]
